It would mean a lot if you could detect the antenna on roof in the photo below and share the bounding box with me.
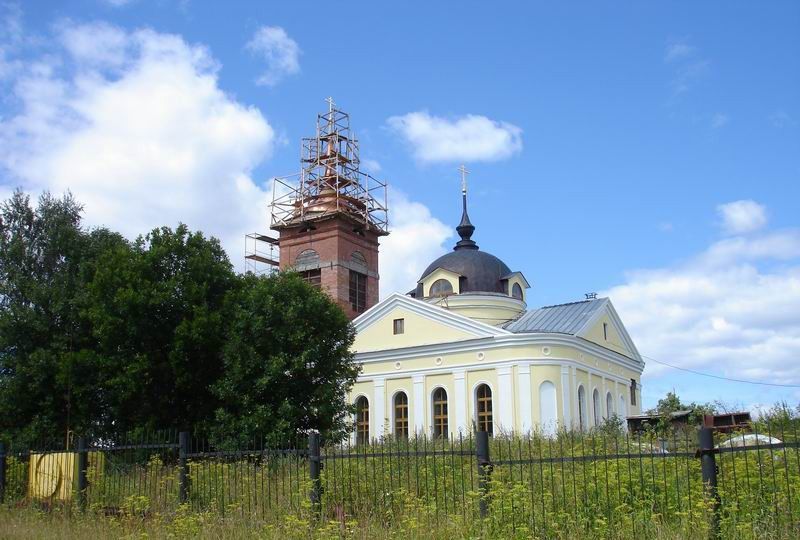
[585,292,597,300]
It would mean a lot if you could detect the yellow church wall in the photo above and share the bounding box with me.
[353,306,476,353]
[530,365,563,429]
[583,314,630,357]
[351,381,371,402]
[347,333,643,439]
[440,294,525,327]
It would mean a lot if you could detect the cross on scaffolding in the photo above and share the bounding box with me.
[325,96,336,112]
[458,164,469,194]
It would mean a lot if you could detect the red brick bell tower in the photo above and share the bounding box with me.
[270,99,389,320]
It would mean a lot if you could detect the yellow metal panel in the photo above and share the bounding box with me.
[28,451,105,501]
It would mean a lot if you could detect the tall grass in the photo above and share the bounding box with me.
[2,425,799,539]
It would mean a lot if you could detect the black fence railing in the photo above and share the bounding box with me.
[1,425,799,538]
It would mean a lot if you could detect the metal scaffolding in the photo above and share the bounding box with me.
[244,232,279,274]
[270,99,389,235]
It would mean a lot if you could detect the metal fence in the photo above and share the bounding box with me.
[1,424,799,538]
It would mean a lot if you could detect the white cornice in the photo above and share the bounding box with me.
[354,332,644,374]
[357,357,632,385]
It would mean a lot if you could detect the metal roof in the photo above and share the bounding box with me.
[503,298,606,335]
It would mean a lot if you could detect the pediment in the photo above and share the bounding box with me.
[353,293,508,353]
[575,299,642,362]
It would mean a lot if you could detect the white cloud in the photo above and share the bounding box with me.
[101,0,135,7]
[769,110,794,128]
[0,2,24,80]
[59,21,131,69]
[665,39,694,62]
[604,217,800,386]
[0,22,276,265]
[360,158,381,174]
[664,39,709,95]
[711,112,729,129]
[386,111,523,163]
[246,26,300,87]
[717,200,767,235]
[378,190,451,297]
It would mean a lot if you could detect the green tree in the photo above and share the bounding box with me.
[651,391,716,433]
[211,272,359,446]
[1,190,359,446]
[84,224,235,435]
[0,191,127,444]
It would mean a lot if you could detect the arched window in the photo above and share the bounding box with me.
[592,389,601,426]
[539,381,558,437]
[511,282,523,300]
[577,385,587,431]
[475,384,493,435]
[355,396,369,445]
[296,249,320,267]
[394,392,409,439]
[619,395,627,419]
[606,392,614,420]
[351,251,368,270]
[429,279,453,297]
[432,388,449,438]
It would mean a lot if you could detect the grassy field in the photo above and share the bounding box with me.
[3,424,799,538]
[0,505,742,540]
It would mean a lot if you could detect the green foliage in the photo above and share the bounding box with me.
[84,223,235,435]
[3,425,800,539]
[651,391,717,434]
[211,272,358,446]
[0,190,357,445]
[0,190,128,443]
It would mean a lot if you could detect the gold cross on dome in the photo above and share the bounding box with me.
[458,164,469,194]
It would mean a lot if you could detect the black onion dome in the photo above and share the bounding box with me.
[416,184,513,296]
[419,250,512,294]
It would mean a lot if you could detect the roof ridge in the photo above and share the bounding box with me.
[538,298,602,309]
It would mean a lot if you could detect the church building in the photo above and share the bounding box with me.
[267,102,644,440]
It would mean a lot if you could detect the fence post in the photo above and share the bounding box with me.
[76,437,88,511]
[308,432,322,517]
[698,427,720,538]
[178,431,190,505]
[476,431,491,518]
[0,442,6,505]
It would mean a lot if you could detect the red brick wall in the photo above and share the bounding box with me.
[277,216,382,320]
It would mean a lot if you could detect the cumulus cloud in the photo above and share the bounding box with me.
[0,21,276,264]
[604,212,800,385]
[246,26,300,87]
[718,200,767,235]
[59,20,131,68]
[379,190,451,297]
[386,111,523,163]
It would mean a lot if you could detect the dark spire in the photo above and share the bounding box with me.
[454,165,478,250]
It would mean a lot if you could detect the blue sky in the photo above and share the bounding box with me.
[1,1,798,412]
